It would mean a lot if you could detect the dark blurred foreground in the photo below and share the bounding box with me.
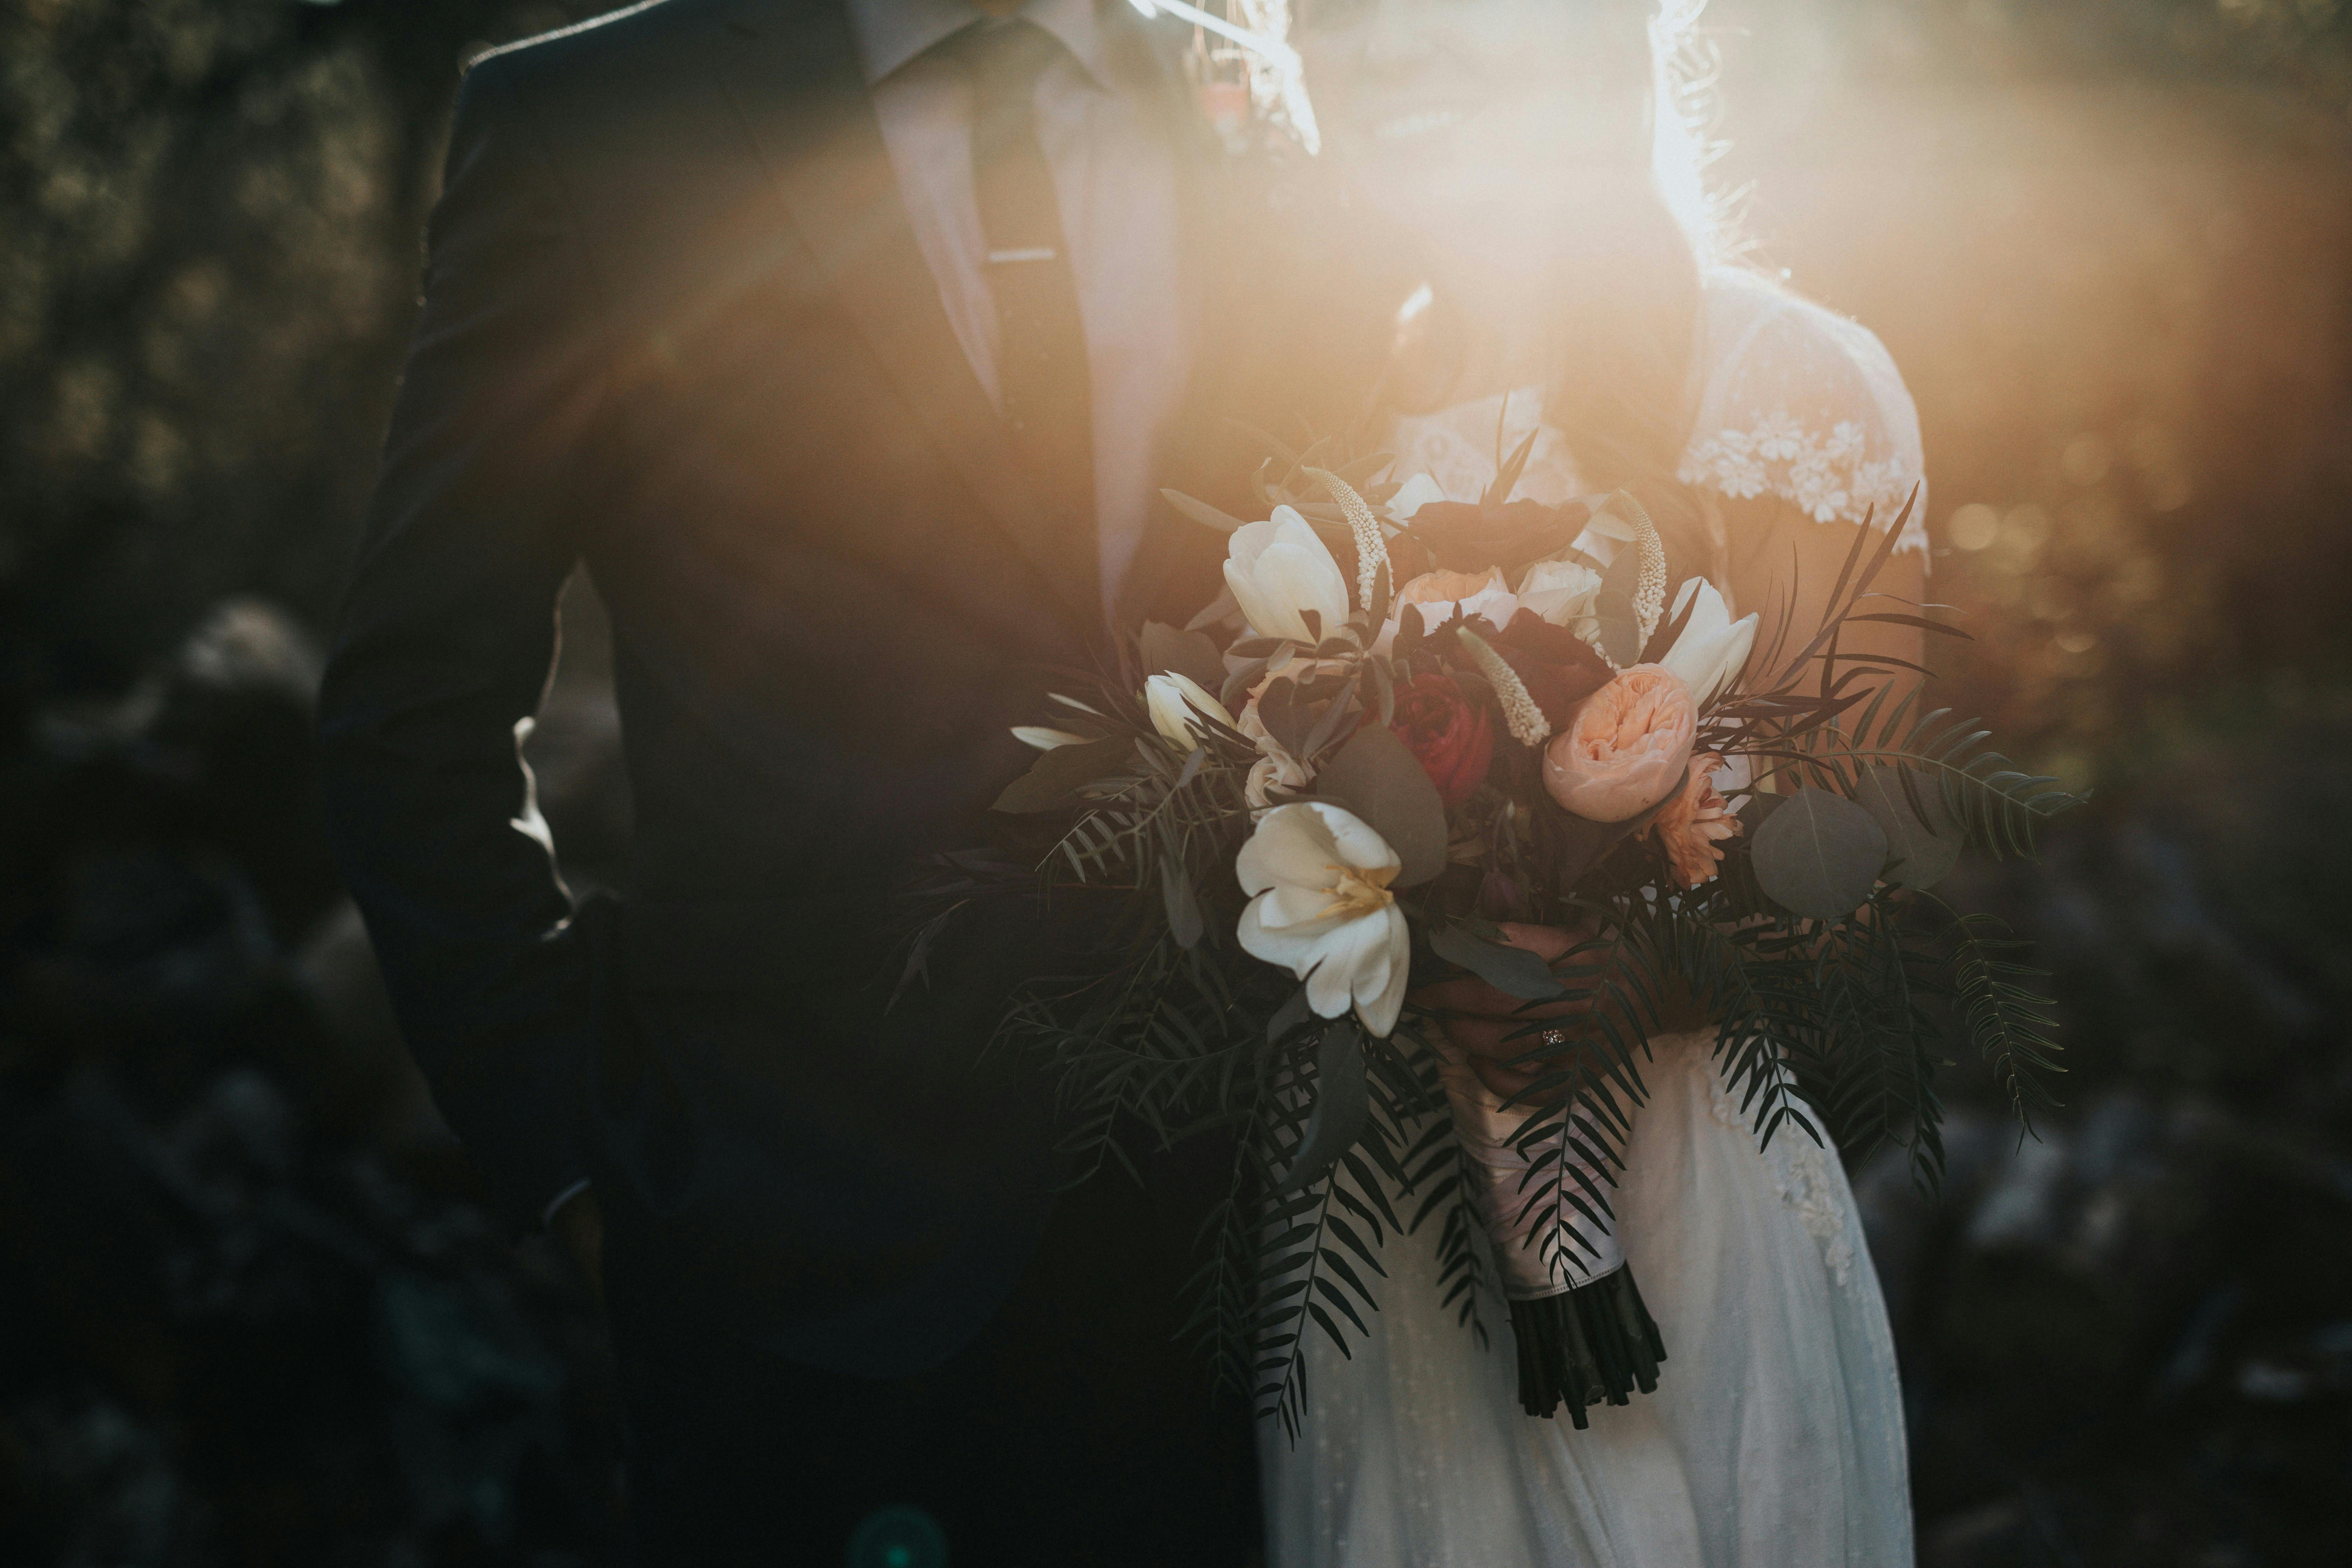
[8,595,2351,1567]
[0,598,628,1565]
[4,1,2351,1564]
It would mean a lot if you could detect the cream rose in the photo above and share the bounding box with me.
[1515,557,1604,630]
[1394,566,1517,632]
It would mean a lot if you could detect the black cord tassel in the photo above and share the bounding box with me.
[1508,1265,1668,1426]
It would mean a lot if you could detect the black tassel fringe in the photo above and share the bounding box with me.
[1508,1264,1668,1426]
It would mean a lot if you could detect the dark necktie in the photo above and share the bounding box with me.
[947,19,1100,612]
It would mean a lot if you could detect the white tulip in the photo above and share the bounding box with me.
[1515,557,1604,628]
[1657,578,1759,708]
[1012,726,1086,750]
[1223,506,1352,646]
[1143,672,1234,751]
[1236,802,1412,1038]
[1383,472,1447,525]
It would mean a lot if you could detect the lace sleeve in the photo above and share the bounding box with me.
[1676,273,1929,557]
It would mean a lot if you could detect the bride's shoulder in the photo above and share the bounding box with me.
[1681,268,1927,550]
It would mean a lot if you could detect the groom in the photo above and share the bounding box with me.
[318,0,1265,1560]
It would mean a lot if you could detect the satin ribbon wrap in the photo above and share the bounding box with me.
[1431,1033,1622,1298]
[1429,1029,1667,1423]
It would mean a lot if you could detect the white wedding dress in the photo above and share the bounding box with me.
[1260,270,1925,1568]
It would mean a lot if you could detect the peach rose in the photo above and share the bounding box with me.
[1540,664,1698,823]
[1381,567,1518,652]
[1648,755,1742,887]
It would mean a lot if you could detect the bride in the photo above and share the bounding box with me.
[1264,2,1927,1563]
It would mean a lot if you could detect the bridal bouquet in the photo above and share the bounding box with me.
[927,435,2078,1435]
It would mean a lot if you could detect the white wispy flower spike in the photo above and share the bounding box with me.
[1603,491,1670,650]
[1237,802,1412,1037]
[1455,629,1551,748]
[1223,506,1351,646]
[1305,466,1392,612]
[1633,513,1668,647]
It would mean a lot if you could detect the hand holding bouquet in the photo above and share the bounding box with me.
[930,433,2079,1435]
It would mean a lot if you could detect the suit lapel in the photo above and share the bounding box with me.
[701,0,1099,640]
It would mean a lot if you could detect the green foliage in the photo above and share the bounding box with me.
[960,464,2085,1434]
[1938,903,2068,1135]
[1748,786,1888,918]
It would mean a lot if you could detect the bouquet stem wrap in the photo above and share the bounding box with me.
[1433,1036,1666,1424]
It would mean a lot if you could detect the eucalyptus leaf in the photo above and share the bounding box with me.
[1749,786,1888,919]
[1313,722,1448,887]
[1276,1021,1370,1193]
[1428,923,1568,1000]
[1592,546,1645,668]
[1299,678,1362,758]
[1140,621,1227,693]
[1257,678,1316,761]
[990,736,1131,814]
[1219,655,1270,712]
[1855,764,1964,889]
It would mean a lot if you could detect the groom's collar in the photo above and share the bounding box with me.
[847,0,1115,89]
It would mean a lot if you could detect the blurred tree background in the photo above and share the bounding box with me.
[1,1,2348,1564]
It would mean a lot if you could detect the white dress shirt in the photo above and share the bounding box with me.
[847,0,1195,612]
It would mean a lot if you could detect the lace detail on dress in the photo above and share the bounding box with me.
[1676,269,1931,559]
[1678,416,1917,537]
[1705,1052,1857,1292]
[1382,273,1931,562]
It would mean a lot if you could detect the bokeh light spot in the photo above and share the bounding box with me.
[848,1504,947,1568]
[1949,503,2001,551]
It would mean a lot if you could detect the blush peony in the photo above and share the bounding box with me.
[1540,664,1698,824]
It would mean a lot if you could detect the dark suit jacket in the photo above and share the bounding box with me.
[318,0,1255,1378]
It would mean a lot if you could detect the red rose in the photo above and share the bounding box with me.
[1391,673,1495,809]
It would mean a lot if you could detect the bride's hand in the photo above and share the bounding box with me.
[1411,920,1710,1105]
[1410,920,1600,1106]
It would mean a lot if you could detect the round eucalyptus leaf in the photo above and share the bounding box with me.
[1592,547,1646,669]
[1750,786,1888,920]
[1854,765,1963,889]
[1314,721,1449,887]
[1139,620,1226,694]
